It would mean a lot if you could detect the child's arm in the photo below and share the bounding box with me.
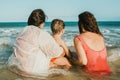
[57,38,71,58]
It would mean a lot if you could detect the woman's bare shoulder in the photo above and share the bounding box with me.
[80,32,105,51]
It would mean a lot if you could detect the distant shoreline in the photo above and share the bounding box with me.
[0,21,120,27]
[0,21,120,23]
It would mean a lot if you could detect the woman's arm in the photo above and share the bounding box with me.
[74,37,87,66]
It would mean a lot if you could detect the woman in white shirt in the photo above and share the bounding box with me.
[8,9,71,76]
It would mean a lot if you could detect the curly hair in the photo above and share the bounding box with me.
[28,9,46,27]
[78,11,102,36]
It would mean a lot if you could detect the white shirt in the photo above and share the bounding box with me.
[8,25,63,76]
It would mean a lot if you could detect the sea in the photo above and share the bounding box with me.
[0,21,120,80]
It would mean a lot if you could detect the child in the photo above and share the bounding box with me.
[50,19,71,69]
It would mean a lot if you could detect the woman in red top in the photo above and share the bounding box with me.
[74,11,111,76]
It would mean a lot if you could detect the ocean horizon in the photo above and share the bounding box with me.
[0,21,120,26]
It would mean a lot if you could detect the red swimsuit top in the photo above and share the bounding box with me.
[76,35,111,76]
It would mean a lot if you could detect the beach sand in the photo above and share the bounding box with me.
[0,46,120,80]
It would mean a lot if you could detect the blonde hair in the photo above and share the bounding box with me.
[51,19,65,34]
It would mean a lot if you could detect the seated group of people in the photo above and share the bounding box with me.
[8,9,112,76]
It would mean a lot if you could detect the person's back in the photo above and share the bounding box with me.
[80,32,105,51]
[75,32,111,76]
[74,11,111,76]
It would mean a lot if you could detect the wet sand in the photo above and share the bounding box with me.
[0,46,120,80]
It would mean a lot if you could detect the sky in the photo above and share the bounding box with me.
[0,0,120,22]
